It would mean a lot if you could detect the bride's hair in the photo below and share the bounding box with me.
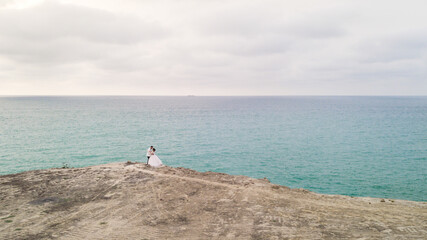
[153,148,156,152]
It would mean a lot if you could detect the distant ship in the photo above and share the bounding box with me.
[187,95,196,97]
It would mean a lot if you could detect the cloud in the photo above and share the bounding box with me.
[0,1,165,44]
[0,0,426,95]
[357,33,427,63]
[0,1,167,67]
[0,0,13,7]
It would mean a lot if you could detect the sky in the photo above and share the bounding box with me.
[0,0,426,96]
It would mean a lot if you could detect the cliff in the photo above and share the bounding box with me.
[1,162,426,239]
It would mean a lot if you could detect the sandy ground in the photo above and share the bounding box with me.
[0,162,426,239]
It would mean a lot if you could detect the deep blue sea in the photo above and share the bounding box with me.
[0,96,426,201]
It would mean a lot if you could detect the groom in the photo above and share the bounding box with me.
[146,146,153,165]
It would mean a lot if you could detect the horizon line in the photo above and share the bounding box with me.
[0,94,426,97]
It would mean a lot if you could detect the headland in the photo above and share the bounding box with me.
[1,162,426,239]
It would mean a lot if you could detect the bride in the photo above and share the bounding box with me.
[148,148,163,167]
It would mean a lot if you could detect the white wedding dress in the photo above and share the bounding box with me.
[148,154,163,167]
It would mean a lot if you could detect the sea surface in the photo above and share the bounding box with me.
[0,96,426,201]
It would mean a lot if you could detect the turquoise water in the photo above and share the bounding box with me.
[0,96,426,201]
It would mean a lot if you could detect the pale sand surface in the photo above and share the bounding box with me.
[0,162,426,239]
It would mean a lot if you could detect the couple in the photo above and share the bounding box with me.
[146,146,163,167]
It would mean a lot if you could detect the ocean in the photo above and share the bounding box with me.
[0,96,426,201]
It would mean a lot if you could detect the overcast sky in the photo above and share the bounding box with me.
[0,0,426,95]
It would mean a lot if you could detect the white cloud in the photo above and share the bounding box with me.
[0,0,426,95]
